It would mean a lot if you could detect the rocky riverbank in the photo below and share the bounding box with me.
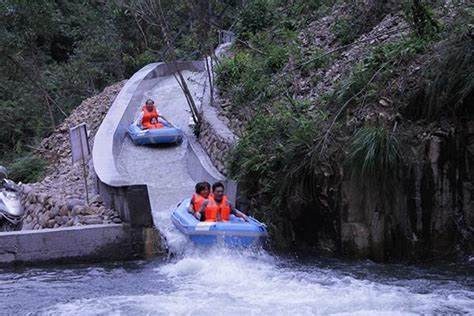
[18,81,126,231]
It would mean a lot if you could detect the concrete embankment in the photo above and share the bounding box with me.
[0,224,159,266]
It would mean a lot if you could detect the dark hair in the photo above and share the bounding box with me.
[145,99,154,105]
[195,181,210,194]
[212,182,225,191]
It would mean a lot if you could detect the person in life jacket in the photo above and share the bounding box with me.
[188,182,211,220]
[197,182,249,222]
[139,99,164,129]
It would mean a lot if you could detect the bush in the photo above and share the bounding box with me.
[403,0,439,39]
[332,18,358,45]
[347,125,402,188]
[216,38,292,109]
[285,0,330,16]
[216,52,269,106]
[407,31,473,120]
[265,42,291,72]
[8,154,47,183]
[230,103,337,249]
[216,52,252,94]
[236,0,276,40]
[332,1,401,45]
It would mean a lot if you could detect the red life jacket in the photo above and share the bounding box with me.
[214,195,231,221]
[141,105,163,129]
[191,193,206,213]
[204,200,219,222]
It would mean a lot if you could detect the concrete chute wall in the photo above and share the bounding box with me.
[0,57,237,266]
[93,60,235,230]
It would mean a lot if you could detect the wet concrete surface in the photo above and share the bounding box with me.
[117,71,207,215]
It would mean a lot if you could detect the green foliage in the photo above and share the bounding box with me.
[298,48,331,76]
[403,0,440,39]
[216,53,251,93]
[347,125,402,186]
[123,50,158,75]
[216,52,270,106]
[336,35,430,107]
[332,1,400,45]
[266,44,290,72]
[285,0,331,16]
[332,18,358,45]
[224,0,470,252]
[236,0,276,40]
[408,30,473,120]
[0,0,128,160]
[230,103,337,249]
[275,0,336,28]
[0,0,237,166]
[216,30,294,109]
[218,0,332,114]
[7,155,47,183]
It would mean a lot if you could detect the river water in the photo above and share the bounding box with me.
[1,206,473,315]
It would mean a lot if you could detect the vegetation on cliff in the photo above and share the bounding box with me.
[217,0,473,260]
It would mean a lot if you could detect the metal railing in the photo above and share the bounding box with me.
[218,30,236,45]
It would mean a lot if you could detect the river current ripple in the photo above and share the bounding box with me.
[0,208,472,315]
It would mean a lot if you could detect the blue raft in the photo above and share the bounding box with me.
[127,119,183,145]
[171,198,268,247]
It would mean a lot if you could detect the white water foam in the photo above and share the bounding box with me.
[41,208,474,316]
[38,202,474,315]
[42,247,474,315]
[152,204,190,255]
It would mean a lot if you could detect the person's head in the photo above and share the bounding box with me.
[212,182,225,201]
[195,182,211,198]
[145,99,155,111]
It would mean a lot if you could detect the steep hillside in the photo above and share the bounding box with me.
[17,82,125,231]
[216,0,473,261]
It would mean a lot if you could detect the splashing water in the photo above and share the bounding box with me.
[0,199,472,315]
[25,249,473,315]
[3,206,466,315]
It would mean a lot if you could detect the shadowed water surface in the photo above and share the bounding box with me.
[0,251,472,315]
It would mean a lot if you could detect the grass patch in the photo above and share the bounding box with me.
[407,30,473,120]
[335,35,431,107]
[347,125,402,188]
[332,18,358,45]
[216,29,295,110]
[298,47,332,76]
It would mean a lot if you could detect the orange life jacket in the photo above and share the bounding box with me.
[204,200,219,222]
[214,195,231,221]
[191,193,206,213]
[141,105,163,129]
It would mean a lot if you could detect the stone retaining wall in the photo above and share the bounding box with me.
[198,106,237,175]
[19,184,121,231]
[196,54,238,176]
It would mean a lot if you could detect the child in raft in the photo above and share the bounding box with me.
[188,182,211,219]
[138,98,164,129]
